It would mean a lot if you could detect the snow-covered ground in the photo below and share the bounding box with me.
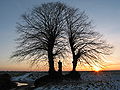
[11,73,35,82]
[35,71,120,90]
[10,71,120,90]
[11,72,47,82]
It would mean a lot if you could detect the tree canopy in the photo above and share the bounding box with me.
[65,7,112,71]
[11,2,112,73]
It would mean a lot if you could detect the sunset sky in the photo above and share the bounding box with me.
[0,0,120,71]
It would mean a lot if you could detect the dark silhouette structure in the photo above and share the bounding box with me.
[58,60,62,75]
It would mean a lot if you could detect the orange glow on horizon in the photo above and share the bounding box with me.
[0,61,120,71]
[92,66,102,72]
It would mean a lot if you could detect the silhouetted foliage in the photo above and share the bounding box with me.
[11,2,67,75]
[65,7,113,71]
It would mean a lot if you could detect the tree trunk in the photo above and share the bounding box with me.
[72,60,77,71]
[49,59,55,75]
[48,50,55,75]
[72,56,77,71]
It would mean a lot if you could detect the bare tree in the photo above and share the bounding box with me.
[65,8,112,71]
[11,2,112,76]
[11,2,67,75]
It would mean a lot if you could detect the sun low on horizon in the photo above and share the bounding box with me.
[93,66,102,72]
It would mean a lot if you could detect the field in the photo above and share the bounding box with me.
[0,71,120,90]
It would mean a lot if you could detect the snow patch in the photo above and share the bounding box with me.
[11,73,36,82]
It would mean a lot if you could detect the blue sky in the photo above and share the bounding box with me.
[0,0,120,71]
